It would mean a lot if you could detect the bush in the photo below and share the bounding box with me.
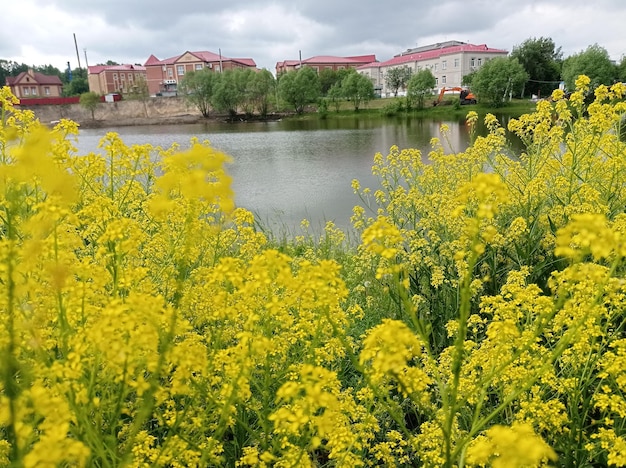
[1,78,626,467]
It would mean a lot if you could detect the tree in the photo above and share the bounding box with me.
[278,67,321,114]
[0,60,28,87]
[326,83,343,112]
[341,70,375,111]
[249,69,276,119]
[126,75,150,117]
[179,69,218,118]
[561,44,618,91]
[406,69,436,109]
[385,66,412,97]
[64,67,89,96]
[79,92,100,120]
[510,37,562,98]
[471,57,528,107]
[212,70,244,119]
[319,68,339,95]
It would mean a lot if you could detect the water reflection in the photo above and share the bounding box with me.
[76,115,523,234]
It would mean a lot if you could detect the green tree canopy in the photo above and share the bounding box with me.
[79,91,100,120]
[326,83,343,112]
[212,70,244,119]
[406,69,436,109]
[65,76,89,96]
[471,57,528,107]
[341,70,375,111]
[278,67,321,114]
[385,66,412,97]
[561,44,618,91]
[249,69,276,119]
[179,69,218,118]
[510,36,563,98]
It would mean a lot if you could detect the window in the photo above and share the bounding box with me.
[454,58,459,67]
[44,87,50,95]
[442,75,447,84]
[121,74,126,81]
[168,68,173,77]
[31,87,37,95]
[177,65,185,75]
[23,87,30,95]
[195,64,203,70]
[113,73,118,80]
[435,77,439,86]
[470,58,476,67]
[442,60,447,70]
[434,63,438,72]
[477,58,482,66]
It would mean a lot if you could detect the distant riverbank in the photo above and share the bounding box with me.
[24,94,537,130]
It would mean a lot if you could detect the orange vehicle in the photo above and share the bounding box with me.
[433,87,477,106]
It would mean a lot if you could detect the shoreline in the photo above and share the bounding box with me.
[75,112,290,129]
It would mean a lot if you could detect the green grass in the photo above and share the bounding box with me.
[285,96,537,121]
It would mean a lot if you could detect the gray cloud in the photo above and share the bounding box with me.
[3,0,625,73]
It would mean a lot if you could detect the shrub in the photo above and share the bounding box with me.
[1,78,626,467]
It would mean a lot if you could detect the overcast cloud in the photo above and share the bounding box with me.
[3,0,625,73]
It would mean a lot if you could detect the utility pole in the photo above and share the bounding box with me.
[73,33,82,71]
[84,49,89,69]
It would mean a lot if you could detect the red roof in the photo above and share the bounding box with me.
[6,70,62,86]
[378,43,508,67]
[88,64,146,74]
[144,54,161,66]
[144,51,256,68]
[277,54,377,68]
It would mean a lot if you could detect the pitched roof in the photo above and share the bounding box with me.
[88,64,146,74]
[377,43,508,67]
[144,54,161,66]
[277,54,377,68]
[144,51,256,68]
[6,70,62,86]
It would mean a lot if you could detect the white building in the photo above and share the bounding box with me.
[358,41,509,97]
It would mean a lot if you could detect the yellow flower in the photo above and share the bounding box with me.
[466,422,557,468]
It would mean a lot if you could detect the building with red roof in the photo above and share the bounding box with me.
[275,54,377,76]
[87,64,147,95]
[5,69,63,99]
[357,41,508,97]
[143,51,257,96]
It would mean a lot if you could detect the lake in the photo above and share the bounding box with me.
[76,114,522,234]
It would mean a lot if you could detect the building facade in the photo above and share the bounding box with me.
[275,55,377,76]
[144,51,257,96]
[87,64,147,95]
[5,69,63,99]
[358,41,508,97]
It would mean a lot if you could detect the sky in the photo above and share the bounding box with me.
[2,0,625,75]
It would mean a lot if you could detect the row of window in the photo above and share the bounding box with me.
[112,72,145,81]
[419,57,483,73]
[21,86,51,96]
[174,63,220,76]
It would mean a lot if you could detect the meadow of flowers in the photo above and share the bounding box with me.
[0,75,625,467]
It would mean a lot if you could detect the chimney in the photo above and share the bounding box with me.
[28,68,35,77]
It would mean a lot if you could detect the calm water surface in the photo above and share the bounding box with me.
[76,115,520,233]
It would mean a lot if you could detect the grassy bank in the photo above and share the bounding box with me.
[286,95,538,122]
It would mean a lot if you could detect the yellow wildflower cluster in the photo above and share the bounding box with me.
[1,74,626,467]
